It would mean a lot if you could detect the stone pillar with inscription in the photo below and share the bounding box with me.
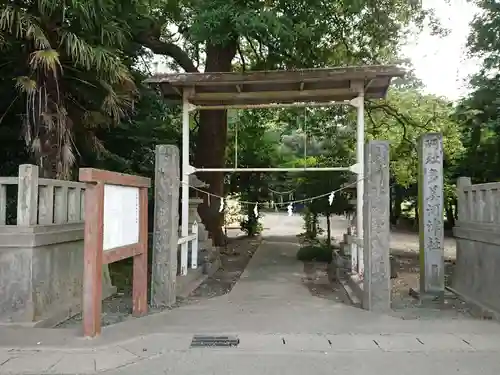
[418,133,444,299]
[362,141,391,312]
[152,145,179,307]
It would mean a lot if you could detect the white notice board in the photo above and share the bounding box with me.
[103,184,140,251]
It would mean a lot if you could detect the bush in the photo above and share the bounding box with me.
[240,215,263,236]
[224,196,243,226]
[296,245,333,263]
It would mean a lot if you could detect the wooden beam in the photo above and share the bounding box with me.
[350,80,365,93]
[188,88,355,102]
[79,168,151,188]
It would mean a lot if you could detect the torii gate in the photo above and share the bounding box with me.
[145,65,404,266]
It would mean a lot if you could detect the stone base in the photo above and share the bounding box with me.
[390,255,398,279]
[200,239,213,250]
[446,286,500,321]
[339,242,351,256]
[409,287,445,306]
[176,255,221,299]
[327,251,351,282]
[0,284,117,329]
[346,273,364,305]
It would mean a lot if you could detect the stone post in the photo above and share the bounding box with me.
[151,145,179,307]
[456,177,471,222]
[362,141,391,312]
[418,133,444,299]
[17,164,39,226]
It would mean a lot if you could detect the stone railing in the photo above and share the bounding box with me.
[0,164,85,226]
[0,165,115,326]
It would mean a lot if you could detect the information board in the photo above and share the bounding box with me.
[102,184,139,251]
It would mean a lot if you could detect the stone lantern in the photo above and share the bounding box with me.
[187,175,212,251]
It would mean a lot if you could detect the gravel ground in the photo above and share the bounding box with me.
[302,261,352,304]
[389,252,476,320]
[57,236,260,329]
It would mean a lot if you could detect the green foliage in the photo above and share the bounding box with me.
[367,89,463,188]
[225,109,286,236]
[0,0,142,177]
[240,214,263,237]
[452,1,500,186]
[297,208,324,244]
[155,0,438,71]
[467,0,500,72]
[80,84,181,177]
[296,244,333,263]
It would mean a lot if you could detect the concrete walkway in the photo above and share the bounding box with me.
[260,212,457,258]
[1,232,500,374]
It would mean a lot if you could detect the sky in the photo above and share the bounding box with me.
[402,0,481,100]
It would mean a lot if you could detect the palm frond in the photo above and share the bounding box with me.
[29,49,62,77]
[61,31,134,85]
[3,0,138,178]
[0,6,51,49]
[15,76,37,94]
[0,31,6,48]
[100,21,128,47]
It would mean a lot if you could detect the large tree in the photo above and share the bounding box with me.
[135,0,440,244]
[0,1,141,178]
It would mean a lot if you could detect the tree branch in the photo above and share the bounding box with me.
[245,37,262,65]
[237,39,247,72]
[136,25,199,73]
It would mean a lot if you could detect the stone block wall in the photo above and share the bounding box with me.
[453,178,500,314]
[0,165,115,326]
[0,225,115,325]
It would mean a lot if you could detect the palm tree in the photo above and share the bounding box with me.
[0,0,137,178]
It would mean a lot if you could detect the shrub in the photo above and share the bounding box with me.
[240,215,263,236]
[296,244,333,263]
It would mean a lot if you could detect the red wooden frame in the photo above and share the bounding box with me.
[79,168,151,337]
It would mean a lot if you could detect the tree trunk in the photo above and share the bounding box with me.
[326,213,331,247]
[36,69,66,179]
[312,213,318,238]
[195,41,237,246]
[445,201,455,229]
[391,187,403,226]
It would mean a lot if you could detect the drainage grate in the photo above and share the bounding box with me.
[190,335,240,348]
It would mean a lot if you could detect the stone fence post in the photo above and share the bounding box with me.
[151,145,180,307]
[456,177,471,222]
[17,164,39,226]
[362,141,390,312]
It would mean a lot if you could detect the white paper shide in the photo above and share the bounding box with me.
[103,184,140,251]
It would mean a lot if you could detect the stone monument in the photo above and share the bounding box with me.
[416,133,444,300]
[152,145,179,307]
[362,140,391,312]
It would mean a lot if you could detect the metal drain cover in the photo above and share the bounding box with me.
[190,335,240,348]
